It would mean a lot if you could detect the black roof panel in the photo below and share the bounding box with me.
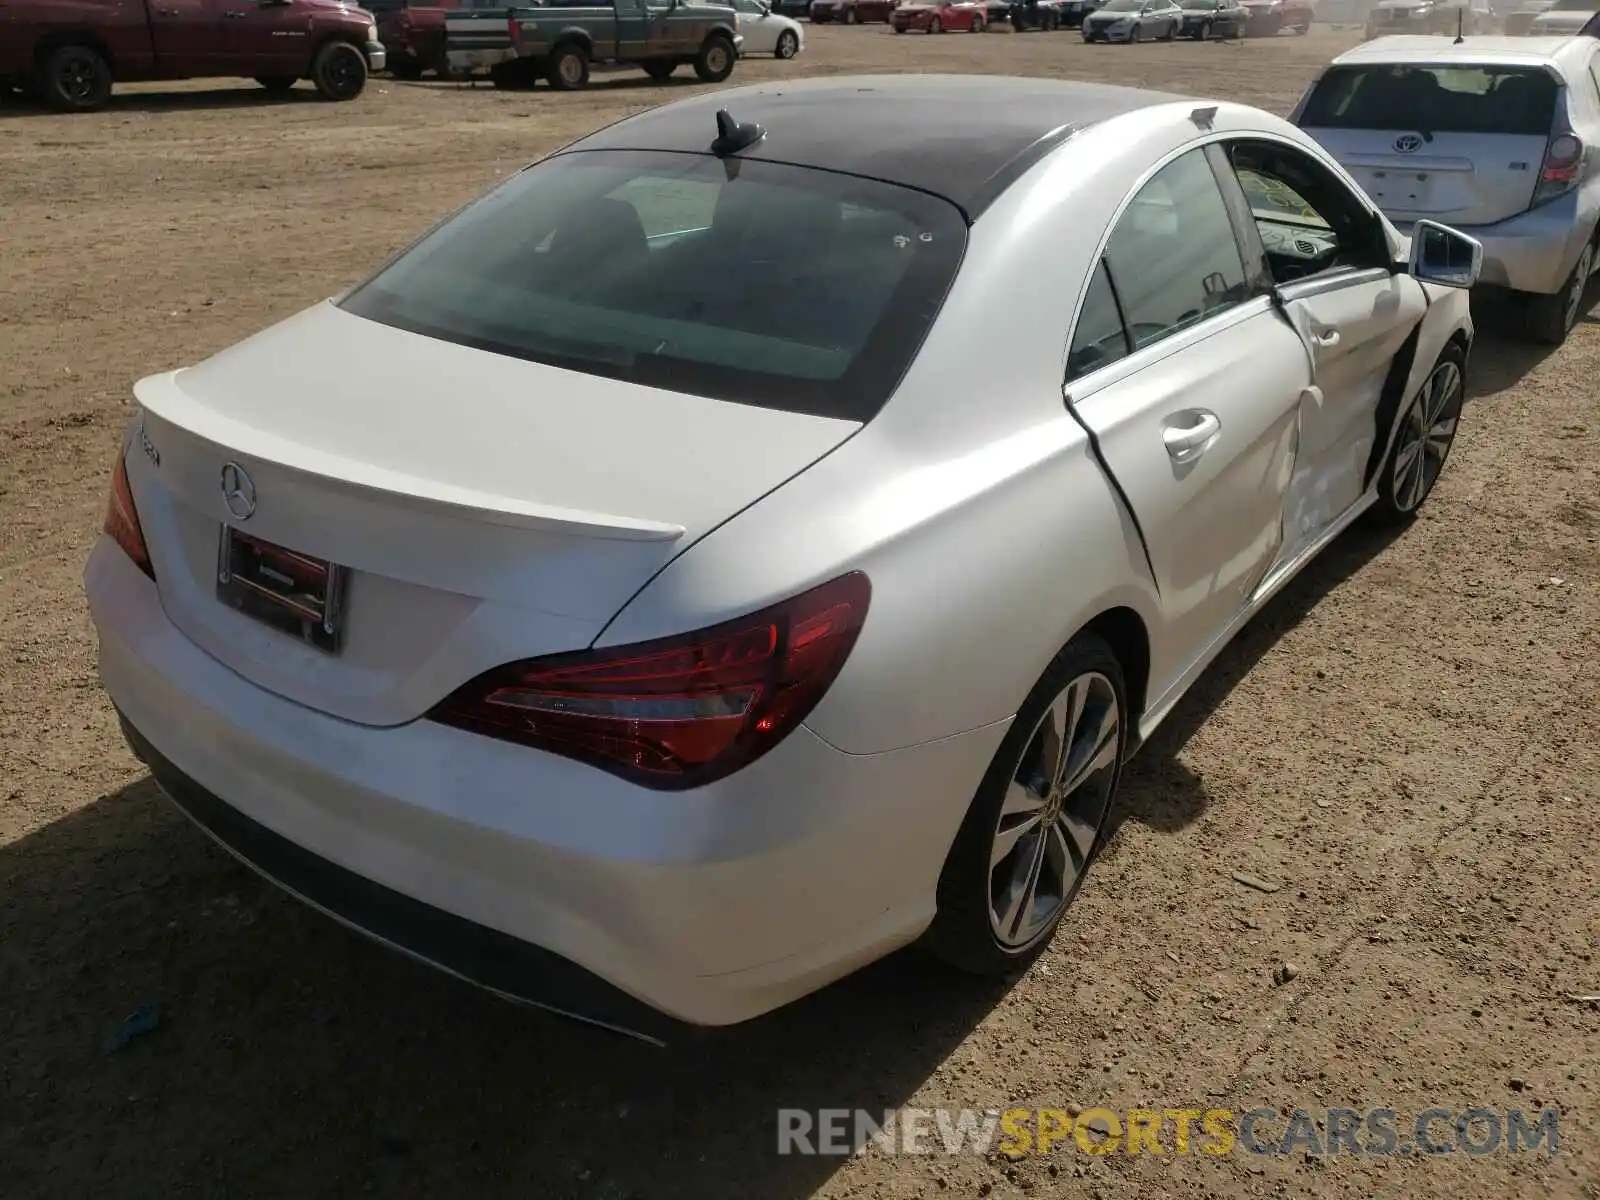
[561,74,1187,221]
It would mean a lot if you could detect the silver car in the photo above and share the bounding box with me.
[1295,36,1600,343]
[86,76,1479,1040]
[1529,0,1600,33]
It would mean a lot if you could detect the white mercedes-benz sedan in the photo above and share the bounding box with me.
[86,75,1481,1043]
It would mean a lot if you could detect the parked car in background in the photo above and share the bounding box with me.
[720,0,804,54]
[891,0,991,28]
[1294,36,1600,342]
[984,0,1017,21]
[1529,0,1600,34]
[1504,0,1556,29]
[1010,0,1071,26]
[811,0,900,20]
[1364,0,1494,37]
[771,0,812,13]
[1241,0,1313,32]
[1179,0,1248,35]
[88,73,1480,1041]
[445,0,741,88]
[0,0,385,110]
[1081,0,1182,39]
[1055,0,1094,22]
[368,0,456,79]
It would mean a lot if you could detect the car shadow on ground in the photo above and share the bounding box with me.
[1,523,1407,1198]
[0,86,323,118]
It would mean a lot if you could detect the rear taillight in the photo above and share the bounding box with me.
[507,13,520,44]
[1533,133,1584,207]
[428,572,871,790]
[104,446,154,581]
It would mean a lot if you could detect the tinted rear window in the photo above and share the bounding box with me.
[1300,64,1559,136]
[340,150,967,422]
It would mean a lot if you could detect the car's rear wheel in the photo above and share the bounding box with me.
[1528,240,1595,346]
[776,29,800,56]
[1371,343,1465,525]
[926,634,1127,976]
[972,15,986,30]
[41,44,112,112]
[693,34,736,81]
[546,42,590,90]
[311,41,368,100]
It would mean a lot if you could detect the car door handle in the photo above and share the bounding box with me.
[1311,326,1340,347]
[1162,410,1221,463]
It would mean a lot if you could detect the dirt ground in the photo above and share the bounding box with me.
[2,23,1598,1200]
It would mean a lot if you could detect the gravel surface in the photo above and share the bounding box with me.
[1,26,1596,1200]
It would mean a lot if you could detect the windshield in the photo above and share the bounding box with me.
[340,151,966,423]
[1098,0,1143,12]
[1299,64,1559,136]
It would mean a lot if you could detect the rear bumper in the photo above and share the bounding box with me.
[86,538,1006,1035]
[364,40,387,71]
[1443,195,1594,296]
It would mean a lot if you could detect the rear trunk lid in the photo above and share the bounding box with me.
[131,302,857,726]
[1296,60,1562,227]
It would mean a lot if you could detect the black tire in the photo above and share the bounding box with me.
[311,40,367,101]
[775,29,799,56]
[1526,240,1596,346]
[390,59,424,81]
[490,60,532,89]
[1370,342,1466,526]
[546,42,590,90]
[972,15,985,30]
[925,633,1129,976]
[41,43,112,112]
[644,59,677,81]
[693,34,736,81]
[255,74,297,93]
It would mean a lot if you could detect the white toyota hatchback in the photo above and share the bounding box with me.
[88,76,1480,1042]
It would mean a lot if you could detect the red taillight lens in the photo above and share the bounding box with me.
[104,447,155,581]
[1534,133,1584,206]
[428,572,871,790]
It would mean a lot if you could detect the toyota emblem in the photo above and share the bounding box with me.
[1393,134,1423,154]
[220,461,257,521]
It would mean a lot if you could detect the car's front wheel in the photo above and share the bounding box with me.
[775,28,800,56]
[546,42,591,89]
[972,15,986,30]
[693,33,736,81]
[926,634,1127,975]
[1371,342,1466,524]
[311,40,368,101]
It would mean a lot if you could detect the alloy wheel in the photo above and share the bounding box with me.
[987,671,1120,949]
[1392,357,1462,513]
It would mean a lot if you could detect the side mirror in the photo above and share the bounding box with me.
[1408,219,1483,289]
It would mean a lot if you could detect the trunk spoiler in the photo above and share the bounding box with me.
[133,371,687,542]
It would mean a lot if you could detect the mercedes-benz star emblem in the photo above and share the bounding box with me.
[220,461,257,521]
[1393,134,1423,154]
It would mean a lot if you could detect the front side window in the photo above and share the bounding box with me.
[340,150,966,422]
[1101,148,1249,353]
[1225,140,1388,283]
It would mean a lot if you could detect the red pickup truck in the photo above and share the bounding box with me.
[0,0,387,111]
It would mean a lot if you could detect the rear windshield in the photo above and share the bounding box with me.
[1300,64,1559,136]
[340,150,966,422]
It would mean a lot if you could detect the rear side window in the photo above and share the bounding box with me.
[1101,148,1249,352]
[1300,64,1559,136]
[341,151,965,422]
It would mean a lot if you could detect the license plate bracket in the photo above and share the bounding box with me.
[216,526,348,654]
